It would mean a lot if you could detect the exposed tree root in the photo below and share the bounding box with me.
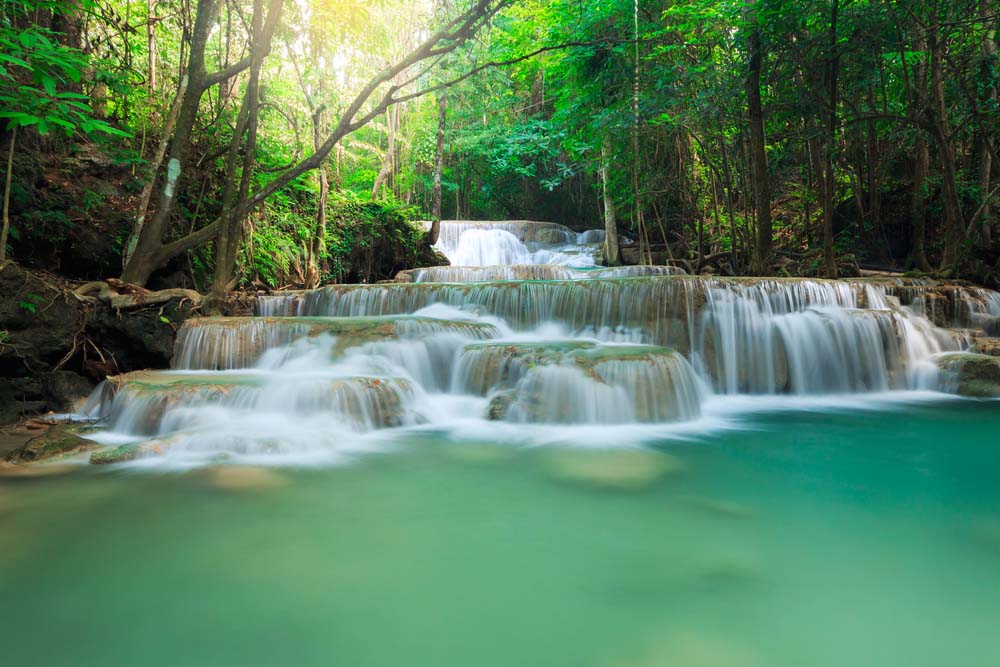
[72,280,202,310]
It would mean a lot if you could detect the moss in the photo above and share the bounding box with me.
[90,442,145,465]
[90,436,178,464]
[936,352,1000,398]
[5,425,101,463]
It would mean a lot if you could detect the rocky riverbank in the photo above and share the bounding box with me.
[0,261,238,424]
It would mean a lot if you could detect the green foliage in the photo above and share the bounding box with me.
[325,192,427,284]
[0,1,127,138]
[17,292,43,313]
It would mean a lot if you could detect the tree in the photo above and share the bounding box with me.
[744,0,772,275]
[120,0,512,286]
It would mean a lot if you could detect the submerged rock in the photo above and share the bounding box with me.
[89,434,182,464]
[543,448,684,490]
[935,352,1000,397]
[5,424,101,463]
[202,466,289,491]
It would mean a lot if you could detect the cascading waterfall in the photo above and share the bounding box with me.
[81,220,1000,466]
[432,220,605,267]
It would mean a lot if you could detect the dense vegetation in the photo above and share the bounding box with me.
[1,0,998,289]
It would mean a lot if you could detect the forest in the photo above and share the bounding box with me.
[1,0,998,293]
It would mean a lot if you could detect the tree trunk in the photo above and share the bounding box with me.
[428,92,447,245]
[122,73,189,270]
[210,0,267,300]
[122,0,501,285]
[910,133,932,271]
[310,108,329,287]
[718,136,739,268]
[745,1,772,276]
[120,0,218,286]
[371,103,399,199]
[822,0,839,278]
[929,24,965,273]
[147,0,157,94]
[601,143,620,266]
[974,0,996,245]
[908,32,932,272]
[0,127,16,263]
[121,0,284,286]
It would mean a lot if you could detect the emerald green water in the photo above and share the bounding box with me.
[2,399,999,666]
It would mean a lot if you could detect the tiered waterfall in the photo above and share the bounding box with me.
[85,220,1000,465]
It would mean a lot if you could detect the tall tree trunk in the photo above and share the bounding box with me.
[0,128,16,263]
[121,0,284,286]
[122,0,500,285]
[929,24,965,273]
[210,0,267,300]
[428,92,447,245]
[910,133,932,271]
[147,0,157,94]
[974,0,996,246]
[745,1,772,275]
[719,136,739,268]
[120,0,218,286]
[601,143,620,266]
[822,0,840,278]
[372,103,398,199]
[310,108,329,287]
[123,74,189,269]
[907,32,932,272]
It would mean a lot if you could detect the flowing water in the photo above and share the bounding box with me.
[3,220,1000,665]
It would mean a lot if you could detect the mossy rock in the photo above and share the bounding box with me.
[463,341,682,394]
[90,438,175,465]
[971,338,1000,357]
[486,391,515,420]
[936,352,1000,397]
[5,425,101,463]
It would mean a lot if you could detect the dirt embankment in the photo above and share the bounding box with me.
[0,261,242,424]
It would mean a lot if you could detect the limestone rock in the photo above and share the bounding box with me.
[935,352,1000,397]
[971,338,1000,357]
[5,424,100,463]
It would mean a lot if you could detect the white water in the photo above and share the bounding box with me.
[82,221,1000,467]
[433,220,604,267]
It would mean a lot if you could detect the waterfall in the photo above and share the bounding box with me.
[82,220,1000,466]
[432,220,603,267]
[398,264,685,283]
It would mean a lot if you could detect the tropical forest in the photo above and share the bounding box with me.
[2,1,1000,664]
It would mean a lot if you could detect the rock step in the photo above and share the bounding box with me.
[174,315,499,370]
[454,341,705,423]
[94,370,417,436]
[394,264,686,283]
[935,352,1000,397]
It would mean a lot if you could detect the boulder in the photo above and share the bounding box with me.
[971,338,1000,357]
[935,352,1000,397]
[5,424,101,463]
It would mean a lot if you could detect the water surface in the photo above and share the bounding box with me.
[2,398,998,666]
